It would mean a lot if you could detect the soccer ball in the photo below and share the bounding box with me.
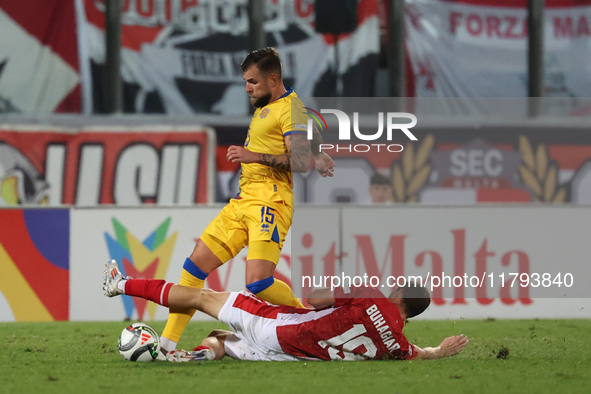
[118,323,160,361]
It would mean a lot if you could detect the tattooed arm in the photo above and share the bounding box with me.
[283,133,311,173]
[310,123,324,158]
[310,124,335,178]
[226,133,311,173]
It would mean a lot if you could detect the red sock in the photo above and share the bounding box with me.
[124,279,173,307]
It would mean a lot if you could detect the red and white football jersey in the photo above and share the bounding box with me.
[275,286,417,361]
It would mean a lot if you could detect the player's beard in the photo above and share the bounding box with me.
[251,93,272,108]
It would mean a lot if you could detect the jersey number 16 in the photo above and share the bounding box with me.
[318,324,378,361]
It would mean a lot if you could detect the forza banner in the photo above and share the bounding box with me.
[406,0,591,115]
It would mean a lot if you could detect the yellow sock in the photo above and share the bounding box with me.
[255,278,305,308]
[161,268,205,343]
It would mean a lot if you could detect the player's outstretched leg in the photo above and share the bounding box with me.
[102,259,129,297]
[161,239,222,352]
[102,273,229,320]
[102,270,220,363]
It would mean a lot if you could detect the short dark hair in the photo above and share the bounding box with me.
[370,173,390,186]
[395,279,431,318]
[241,47,282,79]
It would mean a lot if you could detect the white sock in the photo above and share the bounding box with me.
[117,279,127,293]
[160,337,177,352]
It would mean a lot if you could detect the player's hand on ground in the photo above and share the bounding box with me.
[439,334,469,357]
[314,152,335,177]
[227,145,259,164]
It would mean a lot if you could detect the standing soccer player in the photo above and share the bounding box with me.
[159,47,334,352]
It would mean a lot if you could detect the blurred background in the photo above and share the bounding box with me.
[1,0,590,322]
[1,0,590,205]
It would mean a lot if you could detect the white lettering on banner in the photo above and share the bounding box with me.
[181,51,230,79]
[45,144,66,205]
[77,145,104,205]
[93,0,311,32]
[114,144,201,205]
[0,129,216,206]
[450,149,503,177]
[115,144,159,205]
[429,139,522,190]
[42,142,202,206]
[179,50,296,82]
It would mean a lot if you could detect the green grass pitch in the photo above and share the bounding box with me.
[1,319,590,394]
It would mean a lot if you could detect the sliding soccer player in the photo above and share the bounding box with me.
[104,261,468,361]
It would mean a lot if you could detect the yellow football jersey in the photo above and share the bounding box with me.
[239,88,308,199]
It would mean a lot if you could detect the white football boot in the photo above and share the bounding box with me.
[155,350,168,361]
[102,259,128,297]
[165,348,215,362]
[191,346,216,361]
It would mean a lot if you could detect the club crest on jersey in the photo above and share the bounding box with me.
[260,108,270,118]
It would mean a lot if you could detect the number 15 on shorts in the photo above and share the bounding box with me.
[261,206,275,224]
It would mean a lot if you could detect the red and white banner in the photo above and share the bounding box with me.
[406,0,591,115]
[76,0,381,114]
[0,1,80,114]
[0,126,215,206]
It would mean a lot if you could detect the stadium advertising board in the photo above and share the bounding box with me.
[69,207,294,321]
[0,209,69,322]
[291,207,591,319]
[0,126,215,206]
[63,206,591,322]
